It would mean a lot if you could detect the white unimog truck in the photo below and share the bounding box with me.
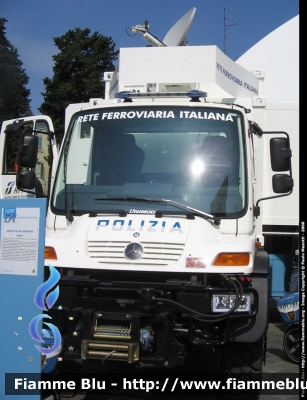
[0,8,298,396]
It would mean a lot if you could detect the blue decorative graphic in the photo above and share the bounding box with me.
[34,265,60,311]
[5,181,15,195]
[29,264,62,356]
[29,314,61,355]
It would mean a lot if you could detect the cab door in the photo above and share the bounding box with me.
[0,116,58,199]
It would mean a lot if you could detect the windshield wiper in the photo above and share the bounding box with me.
[157,199,221,225]
[155,210,195,220]
[94,197,220,225]
[94,197,166,203]
[89,210,127,217]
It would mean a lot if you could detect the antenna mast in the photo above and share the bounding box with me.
[223,7,237,56]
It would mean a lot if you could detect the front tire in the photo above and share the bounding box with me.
[222,337,264,400]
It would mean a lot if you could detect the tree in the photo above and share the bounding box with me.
[39,28,119,143]
[0,18,32,124]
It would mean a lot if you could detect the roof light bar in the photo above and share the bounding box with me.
[115,90,207,101]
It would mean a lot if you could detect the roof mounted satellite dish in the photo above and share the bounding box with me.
[163,7,196,46]
[131,7,196,47]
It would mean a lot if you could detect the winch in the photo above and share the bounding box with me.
[81,312,154,363]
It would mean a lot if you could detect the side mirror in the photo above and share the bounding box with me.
[18,134,38,168]
[16,134,38,190]
[254,130,293,215]
[16,170,36,189]
[270,137,292,172]
[272,174,294,194]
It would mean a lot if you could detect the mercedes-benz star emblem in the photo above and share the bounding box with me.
[124,242,144,260]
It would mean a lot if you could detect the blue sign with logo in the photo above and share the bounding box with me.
[0,198,47,399]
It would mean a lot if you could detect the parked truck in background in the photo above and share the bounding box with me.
[0,9,299,397]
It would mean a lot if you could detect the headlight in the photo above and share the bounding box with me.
[212,293,251,313]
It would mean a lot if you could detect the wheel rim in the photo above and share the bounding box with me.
[284,327,299,363]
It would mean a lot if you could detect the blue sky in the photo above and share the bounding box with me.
[1,0,299,114]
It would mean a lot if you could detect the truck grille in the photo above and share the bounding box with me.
[87,241,184,266]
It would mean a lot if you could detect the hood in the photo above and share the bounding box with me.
[46,214,254,273]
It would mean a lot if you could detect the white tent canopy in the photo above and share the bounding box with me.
[236,15,299,103]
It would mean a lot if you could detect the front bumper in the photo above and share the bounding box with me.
[48,269,269,368]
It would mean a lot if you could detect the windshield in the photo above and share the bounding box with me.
[52,105,246,218]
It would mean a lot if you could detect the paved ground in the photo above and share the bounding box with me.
[44,297,300,400]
